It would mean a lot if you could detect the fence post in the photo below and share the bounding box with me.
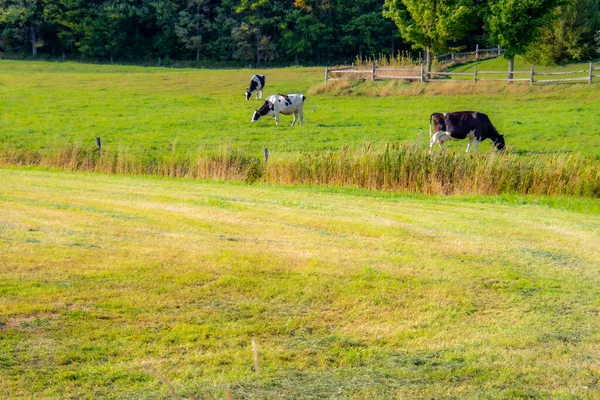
[475,44,480,59]
[325,66,329,83]
[530,65,535,86]
[589,62,593,85]
[473,66,478,85]
[420,62,425,83]
[497,46,501,56]
[372,63,376,82]
[96,137,102,155]
[451,52,454,62]
[264,148,269,163]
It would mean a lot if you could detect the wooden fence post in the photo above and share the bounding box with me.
[420,63,425,83]
[530,65,535,86]
[264,148,269,163]
[325,66,329,83]
[251,338,259,375]
[96,137,102,154]
[475,44,480,59]
[473,66,478,85]
[372,63,376,82]
[589,62,593,85]
[497,46,502,56]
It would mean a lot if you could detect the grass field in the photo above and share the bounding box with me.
[1,168,599,399]
[1,59,599,398]
[1,59,599,160]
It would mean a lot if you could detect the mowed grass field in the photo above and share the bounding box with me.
[1,59,599,160]
[1,168,599,399]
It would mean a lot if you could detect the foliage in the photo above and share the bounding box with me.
[382,0,475,55]
[0,0,588,65]
[485,0,561,60]
[0,0,47,55]
[0,0,405,64]
[525,0,600,65]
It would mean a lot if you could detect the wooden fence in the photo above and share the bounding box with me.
[435,45,503,65]
[325,61,597,85]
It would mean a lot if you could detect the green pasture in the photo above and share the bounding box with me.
[1,59,599,160]
[1,168,599,398]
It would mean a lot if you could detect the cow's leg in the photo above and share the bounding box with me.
[473,139,481,154]
[275,111,280,126]
[291,112,297,127]
[429,131,447,152]
[299,109,304,126]
[466,136,473,153]
[466,130,476,153]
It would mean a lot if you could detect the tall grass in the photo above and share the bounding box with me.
[1,143,598,197]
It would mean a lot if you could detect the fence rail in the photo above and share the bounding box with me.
[325,61,596,85]
[436,45,503,65]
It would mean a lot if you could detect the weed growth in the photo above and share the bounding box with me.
[2,142,597,197]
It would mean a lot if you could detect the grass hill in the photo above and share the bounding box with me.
[1,59,599,159]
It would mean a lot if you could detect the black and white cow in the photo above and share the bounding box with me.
[429,111,506,153]
[245,74,266,100]
[251,94,308,126]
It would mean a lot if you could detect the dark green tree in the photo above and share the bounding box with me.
[525,0,600,64]
[235,0,282,65]
[280,0,334,64]
[0,0,47,55]
[334,0,399,61]
[175,0,210,62]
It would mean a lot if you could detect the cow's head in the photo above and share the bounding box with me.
[245,89,252,100]
[251,101,273,122]
[251,110,261,122]
[494,135,506,151]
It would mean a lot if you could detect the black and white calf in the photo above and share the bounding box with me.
[429,111,506,153]
[245,74,266,100]
[251,94,308,126]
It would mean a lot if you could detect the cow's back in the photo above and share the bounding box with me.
[273,94,304,113]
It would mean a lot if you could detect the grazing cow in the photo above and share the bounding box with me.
[245,74,266,100]
[429,111,506,153]
[251,94,308,126]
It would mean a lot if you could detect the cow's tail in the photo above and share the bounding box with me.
[429,114,434,139]
[303,96,316,112]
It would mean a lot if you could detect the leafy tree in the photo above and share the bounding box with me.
[208,0,238,61]
[280,0,333,64]
[77,2,127,61]
[175,0,210,62]
[0,0,47,55]
[383,0,475,74]
[485,0,560,75]
[525,0,600,64]
[149,0,180,59]
[340,0,398,59]
[235,0,282,65]
[231,21,256,62]
[42,0,90,56]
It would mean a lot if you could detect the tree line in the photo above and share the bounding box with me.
[0,0,598,67]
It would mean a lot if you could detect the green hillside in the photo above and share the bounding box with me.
[1,60,599,161]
